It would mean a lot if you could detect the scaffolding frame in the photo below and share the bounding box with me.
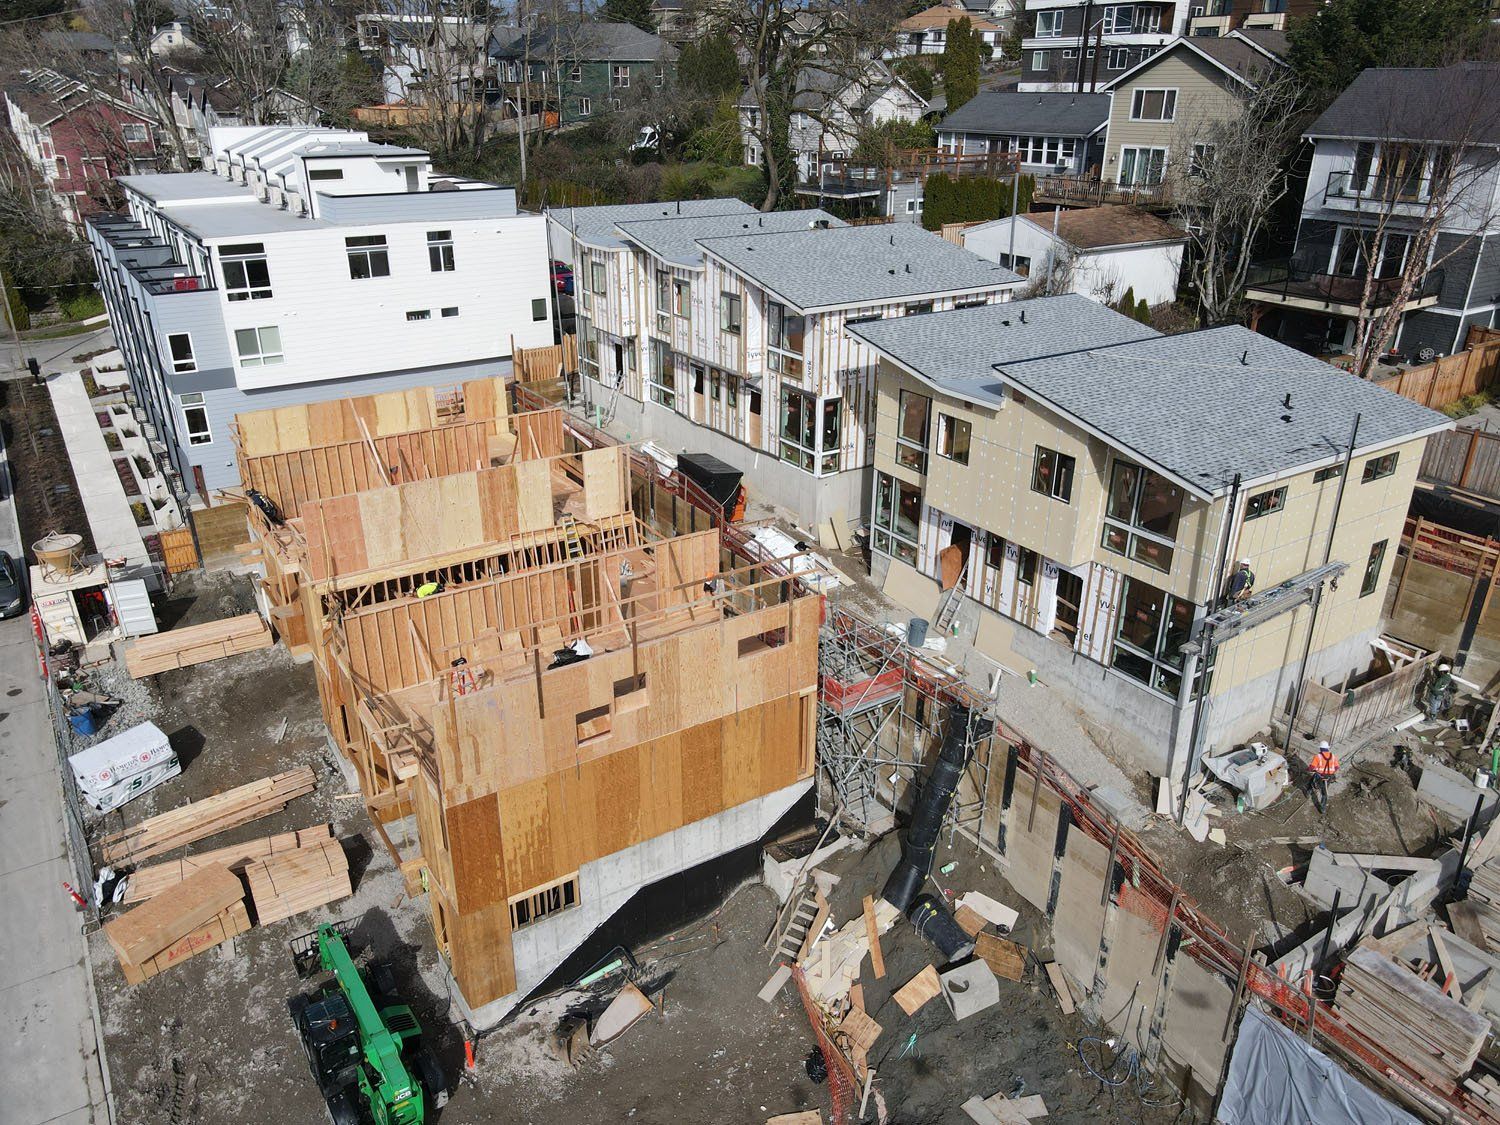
[816,608,1000,841]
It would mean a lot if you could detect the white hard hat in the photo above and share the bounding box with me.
[1240,558,1251,565]
[1319,740,1330,750]
[1439,663,1451,672]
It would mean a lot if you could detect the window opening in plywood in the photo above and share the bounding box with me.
[576,704,612,745]
[738,627,787,658]
[509,873,580,929]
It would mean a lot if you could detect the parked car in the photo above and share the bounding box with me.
[0,551,27,618]
[551,260,574,295]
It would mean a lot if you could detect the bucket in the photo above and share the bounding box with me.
[907,617,929,647]
[34,532,83,579]
[68,706,99,737]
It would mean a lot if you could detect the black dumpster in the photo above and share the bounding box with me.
[676,452,743,516]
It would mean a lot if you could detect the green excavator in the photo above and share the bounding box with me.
[288,919,448,1125]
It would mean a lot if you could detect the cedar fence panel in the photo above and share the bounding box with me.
[1376,325,1500,409]
[158,526,199,574]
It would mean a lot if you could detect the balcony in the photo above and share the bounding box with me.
[1323,170,1435,213]
[1033,175,1170,208]
[1243,259,1444,317]
[87,215,216,296]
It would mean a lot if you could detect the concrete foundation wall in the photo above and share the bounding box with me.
[451,777,813,1030]
[577,375,869,530]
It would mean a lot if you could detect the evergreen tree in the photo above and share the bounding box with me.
[679,33,740,97]
[892,57,934,102]
[940,18,981,113]
[1116,286,1137,317]
[601,0,656,33]
[1135,298,1152,324]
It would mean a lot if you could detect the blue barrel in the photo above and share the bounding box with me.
[907,617,929,647]
[68,707,98,736]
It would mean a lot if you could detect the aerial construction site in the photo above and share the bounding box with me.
[14,360,1500,1125]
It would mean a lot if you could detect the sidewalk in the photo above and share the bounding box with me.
[0,425,114,1123]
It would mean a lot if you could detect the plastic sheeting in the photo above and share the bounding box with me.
[1217,1005,1419,1125]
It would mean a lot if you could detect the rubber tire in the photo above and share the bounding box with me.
[326,1089,360,1125]
[414,1047,448,1110]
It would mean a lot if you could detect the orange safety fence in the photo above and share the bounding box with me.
[791,965,858,1125]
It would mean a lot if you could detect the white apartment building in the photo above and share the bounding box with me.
[87,125,554,502]
[548,200,1021,526]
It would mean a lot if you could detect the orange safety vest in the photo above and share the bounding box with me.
[1311,750,1340,777]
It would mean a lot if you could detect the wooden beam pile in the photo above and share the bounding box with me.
[1462,858,1500,954]
[103,864,245,983]
[1335,947,1489,1087]
[102,767,316,864]
[124,613,274,678]
[121,824,332,903]
[245,837,351,925]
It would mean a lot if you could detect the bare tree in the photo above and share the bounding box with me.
[704,0,903,210]
[1171,69,1304,325]
[73,0,196,168]
[1333,64,1500,376]
[1019,241,1077,298]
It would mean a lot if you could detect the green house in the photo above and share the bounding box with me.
[490,20,678,126]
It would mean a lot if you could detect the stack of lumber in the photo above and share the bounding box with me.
[124,613,273,678]
[122,824,332,903]
[103,864,246,983]
[245,837,351,925]
[1463,858,1500,954]
[102,767,316,864]
[1335,946,1489,1087]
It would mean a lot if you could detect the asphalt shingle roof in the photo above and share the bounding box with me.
[615,209,844,267]
[491,20,677,62]
[698,223,1020,311]
[997,325,1450,494]
[550,198,754,249]
[938,91,1110,138]
[847,294,1158,406]
[1306,62,1500,146]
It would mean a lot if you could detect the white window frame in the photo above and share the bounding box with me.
[1129,88,1178,122]
[611,64,630,88]
[166,332,196,373]
[427,229,455,272]
[219,242,272,301]
[1102,5,1135,33]
[1035,10,1064,36]
[178,391,212,446]
[121,122,149,143]
[569,63,582,81]
[233,325,284,368]
[1106,47,1130,69]
[1031,50,1051,71]
[578,96,592,117]
[1189,141,1216,177]
[345,234,390,280]
[1118,145,1169,186]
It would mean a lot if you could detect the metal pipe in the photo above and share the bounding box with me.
[1285,413,1361,747]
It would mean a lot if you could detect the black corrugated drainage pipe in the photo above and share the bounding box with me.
[910,893,975,961]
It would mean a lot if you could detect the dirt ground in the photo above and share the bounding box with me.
[0,374,97,556]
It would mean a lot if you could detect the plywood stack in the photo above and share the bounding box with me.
[245,837,351,925]
[103,863,245,983]
[1463,858,1500,954]
[101,767,316,864]
[124,613,274,678]
[122,824,332,903]
[1335,947,1489,1087]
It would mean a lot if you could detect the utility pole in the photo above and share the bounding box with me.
[0,263,25,378]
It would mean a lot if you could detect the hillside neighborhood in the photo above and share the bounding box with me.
[4,1,1500,1124]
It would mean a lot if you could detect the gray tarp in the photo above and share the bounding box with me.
[1217,1005,1419,1125]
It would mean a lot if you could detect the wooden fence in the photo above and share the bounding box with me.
[1374,324,1500,409]
[512,334,577,384]
[1292,640,1435,744]
[1419,427,1500,502]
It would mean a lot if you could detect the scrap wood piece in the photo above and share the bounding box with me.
[105,862,243,967]
[1043,962,1076,1014]
[123,613,274,678]
[591,982,654,1046]
[798,890,831,963]
[101,767,317,864]
[893,965,941,1016]
[984,1093,1048,1120]
[122,824,332,903]
[120,900,251,985]
[1448,901,1487,949]
[955,904,987,938]
[767,1113,821,1124]
[245,837,351,926]
[837,1007,882,1052]
[955,892,1019,933]
[975,932,1026,982]
[863,895,886,980]
[759,965,792,1003]
[1432,929,1463,1002]
[961,1096,1005,1125]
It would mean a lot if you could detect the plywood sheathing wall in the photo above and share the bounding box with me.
[298,445,630,583]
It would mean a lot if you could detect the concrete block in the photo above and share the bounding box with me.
[1417,760,1498,823]
[940,959,1000,1021]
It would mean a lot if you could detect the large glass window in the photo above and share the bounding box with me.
[720,291,742,334]
[167,333,196,374]
[1118,146,1168,186]
[1102,5,1134,33]
[219,242,271,300]
[1112,577,1199,697]
[896,389,931,472]
[1362,452,1399,482]
[178,392,211,446]
[427,230,455,272]
[767,301,806,379]
[1129,89,1177,122]
[589,260,606,295]
[1013,136,1077,166]
[1035,10,1063,35]
[938,414,970,465]
[345,235,390,279]
[821,398,842,474]
[781,385,816,471]
[1102,459,1181,572]
[673,278,691,318]
[655,270,671,331]
[234,325,284,368]
[1362,539,1388,597]
[649,339,676,409]
[1031,447,1075,502]
[872,471,923,565]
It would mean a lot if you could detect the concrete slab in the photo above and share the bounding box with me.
[1417,760,1498,823]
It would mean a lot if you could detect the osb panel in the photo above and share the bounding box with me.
[449,897,516,1006]
[447,794,506,913]
[659,530,720,605]
[582,446,625,521]
[512,408,564,461]
[514,459,553,532]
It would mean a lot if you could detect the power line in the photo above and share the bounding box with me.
[0,7,90,27]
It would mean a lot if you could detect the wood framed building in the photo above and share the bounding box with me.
[235,380,819,1026]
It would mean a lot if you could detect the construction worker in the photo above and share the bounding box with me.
[1226,558,1256,603]
[1423,662,1455,720]
[1309,740,1340,813]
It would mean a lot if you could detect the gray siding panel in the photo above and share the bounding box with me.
[316,187,519,224]
[1471,234,1500,309]
[1435,231,1480,310]
[1396,309,1461,358]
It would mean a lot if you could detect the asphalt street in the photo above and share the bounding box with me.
[0,418,114,1122]
[0,324,115,381]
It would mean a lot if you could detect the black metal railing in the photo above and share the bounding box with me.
[1244,259,1444,307]
[1324,170,1432,206]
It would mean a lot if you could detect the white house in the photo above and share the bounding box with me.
[963,205,1187,306]
[86,125,554,503]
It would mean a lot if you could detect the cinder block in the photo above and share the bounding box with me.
[940,959,1000,1021]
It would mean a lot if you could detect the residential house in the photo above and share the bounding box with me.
[85,125,554,503]
[40,31,119,76]
[937,91,1110,176]
[1097,30,1286,192]
[651,0,702,43]
[963,204,1187,303]
[357,13,494,107]
[151,20,201,56]
[548,201,1021,526]
[490,21,675,126]
[851,296,1449,774]
[3,69,161,227]
[891,3,1007,57]
[1245,63,1500,358]
[1019,0,1183,92]
[1187,0,1317,37]
[162,72,240,164]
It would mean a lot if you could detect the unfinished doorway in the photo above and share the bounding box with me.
[1053,568,1083,647]
[940,521,972,591]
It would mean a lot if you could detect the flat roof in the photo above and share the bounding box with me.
[615,209,844,267]
[698,223,1020,311]
[118,172,253,203]
[549,198,755,249]
[848,294,1158,408]
[161,201,330,239]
